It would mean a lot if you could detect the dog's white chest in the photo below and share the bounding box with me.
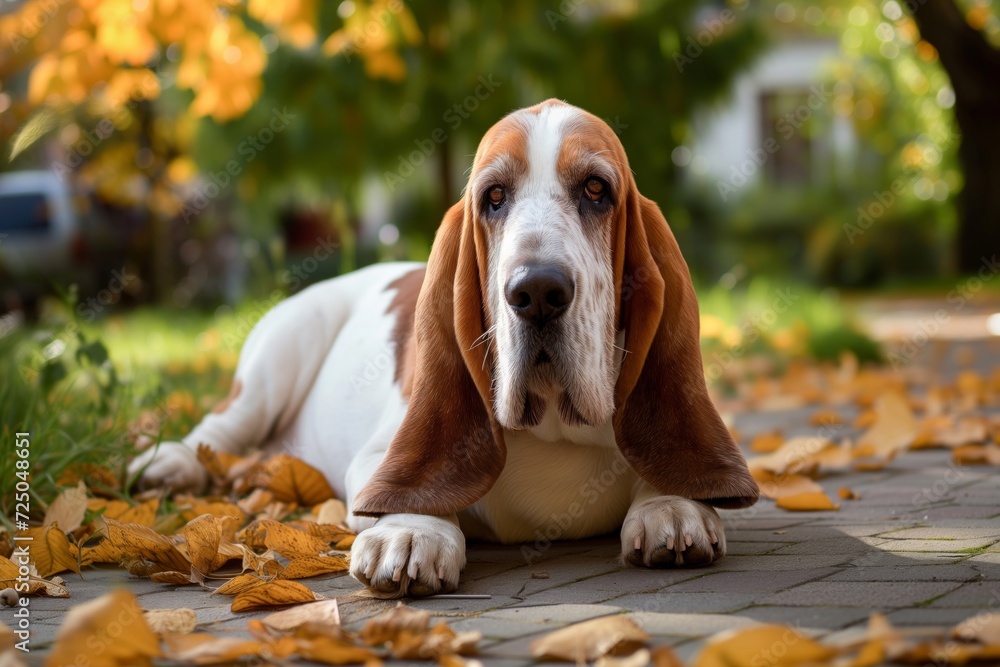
[459,432,638,544]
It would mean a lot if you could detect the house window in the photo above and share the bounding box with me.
[759,90,813,185]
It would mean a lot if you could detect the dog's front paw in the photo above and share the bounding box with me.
[350,514,465,598]
[128,441,208,495]
[621,496,725,568]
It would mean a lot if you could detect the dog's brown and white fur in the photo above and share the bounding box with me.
[130,100,759,598]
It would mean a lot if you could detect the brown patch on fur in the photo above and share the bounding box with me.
[612,194,760,509]
[385,267,426,398]
[211,379,242,414]
[353,202,505,518]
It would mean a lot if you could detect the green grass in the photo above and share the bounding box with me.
[696,276,883,365]
[0,279,883,527]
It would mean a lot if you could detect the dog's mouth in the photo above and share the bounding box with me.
[506,345,597,430]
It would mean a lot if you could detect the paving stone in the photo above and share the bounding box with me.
[969,553,1000,575]
[757,581,962,608]
[409,595,520,614]
[844,551,966,567]
[771,537,888,556]
[887,607,988,626]
[658,568,838,594]
[460,556,622,598]
[522,567,705,603]
[736,606,871,630]
[874,538,999,552]
[608,592,757,614]
[626,611,760,637]
[483,603,622,624]
[823,563,983,582]
[719,554,855,570]
[881,526,1000,540]
[912,505,1000,520]
[726,541,793,555]
[929,582,1000,607]
[448,617,561,640]
[716,517,810,531]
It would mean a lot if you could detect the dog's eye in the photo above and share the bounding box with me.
[583,178,606,203]
[487,186,506,210]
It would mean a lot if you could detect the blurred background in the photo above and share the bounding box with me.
[1,0,1000,471]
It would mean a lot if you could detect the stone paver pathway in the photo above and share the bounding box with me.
[11,298,1000,666]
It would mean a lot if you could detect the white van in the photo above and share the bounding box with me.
[0,170,90,315]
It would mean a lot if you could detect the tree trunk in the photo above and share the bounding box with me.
[907,0,1000,273]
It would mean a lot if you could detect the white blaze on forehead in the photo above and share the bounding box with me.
[523,104,580,196]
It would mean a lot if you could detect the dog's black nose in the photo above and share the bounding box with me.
[505,265,575,327]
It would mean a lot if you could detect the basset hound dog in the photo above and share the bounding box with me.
[131,99,759,598]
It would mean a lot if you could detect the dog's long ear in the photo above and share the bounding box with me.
[613,191,759,509]
[353,200,505,517]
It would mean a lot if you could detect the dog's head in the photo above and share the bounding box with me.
[354,100,759,517]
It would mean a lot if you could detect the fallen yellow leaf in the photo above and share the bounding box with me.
[244,454,337,506]
[43,481,88,533]
[261,599,341,632]
[853,409,877,429]
[213,574,276,596]
[596,649,652,667]
[163,633,278,665]
[360,605,430,646]
[809,409,844,426]
[750,470,825,500]
[144,608,197,634]
[288,625,378,665]
[314,499,348,525]
[693,624,839,667]
[238,519,332,559]
[46,589,161,667]
[17,524,79,578]
[650,646,685,667]
[57,463,117,492]
[775,492,840,512]
[953,443,1000,466]
[83,517,190,574]
[952,611,1000,645]
[530,615,649,662]
[182,514,237,577]
[278,555,349,580]
[230,580,322,612]
[853,392,918,460]
[176,496,247,524]
[747,436,838,476]
[749,431,785,454]
[389,622,481,660]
